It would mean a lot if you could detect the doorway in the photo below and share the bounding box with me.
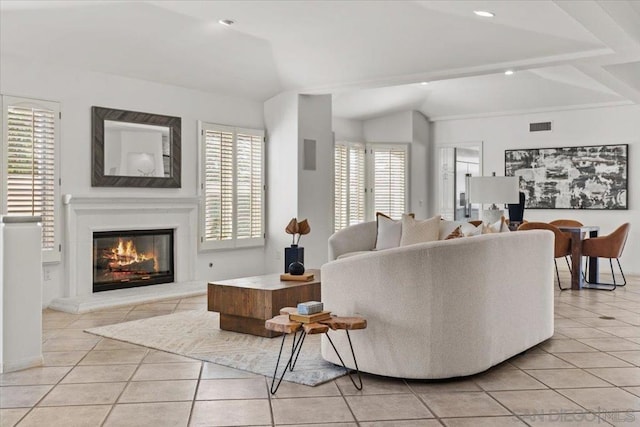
[437,143,482,221]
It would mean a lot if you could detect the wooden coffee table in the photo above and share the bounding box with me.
[207,270,321,337]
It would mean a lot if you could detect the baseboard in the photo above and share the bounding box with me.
[1,355,44,373]
[48,280,207,314]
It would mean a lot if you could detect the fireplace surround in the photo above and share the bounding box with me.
[61,196,198,299]
[93,228,174,292]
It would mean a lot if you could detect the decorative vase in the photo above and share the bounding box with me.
[284,245,304,273]
[288,261,305,275]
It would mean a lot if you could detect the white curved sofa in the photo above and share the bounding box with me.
[321,222,554,379]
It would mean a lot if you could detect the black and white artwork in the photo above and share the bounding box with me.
[505,144,628,210]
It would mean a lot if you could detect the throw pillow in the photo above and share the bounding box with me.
[400,214,441,246]
[439,219,464,240]
[445,226,464,240]
[375,212,414,250]
[482,216,510,234]
[460,222,482,237]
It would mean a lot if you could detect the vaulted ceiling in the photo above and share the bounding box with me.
[2,0,639,120]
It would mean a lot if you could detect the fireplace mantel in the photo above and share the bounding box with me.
[62,195,199,302]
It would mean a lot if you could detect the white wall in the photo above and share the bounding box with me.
[264,93,333,273]
[298,95,334,270]
[432,104,640,275]
[264,92,299,273]
[333,117,364,142]
[1,55,266,305]
[363,111,413,142]
[411,111,430,218]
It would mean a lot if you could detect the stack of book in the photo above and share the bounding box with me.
[288,310,331,323]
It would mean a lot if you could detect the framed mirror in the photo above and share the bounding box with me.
[92,106,181,187]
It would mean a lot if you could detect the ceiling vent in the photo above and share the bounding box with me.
[529,121,552,132]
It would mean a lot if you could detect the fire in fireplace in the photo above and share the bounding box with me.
[93,229,174,292]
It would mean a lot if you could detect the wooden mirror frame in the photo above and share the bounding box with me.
[91,106,181,188]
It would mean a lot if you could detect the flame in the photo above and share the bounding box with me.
[105,238,157,271]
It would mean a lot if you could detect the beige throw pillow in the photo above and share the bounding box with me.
[400,214,441,246]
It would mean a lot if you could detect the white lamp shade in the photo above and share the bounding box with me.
[469,176,520,204]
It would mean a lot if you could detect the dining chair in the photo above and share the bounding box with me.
[518,222,572,290]
[581,223,630,290]
[549,219,584,227]
[549,220,584,267]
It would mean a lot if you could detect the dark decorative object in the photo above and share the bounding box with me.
[284,245,304,273]
[284,218,311,273]
[288,261,305,275]
[91,106,181,188]
[505,144,628,209]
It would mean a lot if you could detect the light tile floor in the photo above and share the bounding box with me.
[2,275,640,426]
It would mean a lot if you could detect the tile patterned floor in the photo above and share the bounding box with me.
[2,275,640,426]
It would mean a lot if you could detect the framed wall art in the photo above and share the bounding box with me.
[505,144,628,210]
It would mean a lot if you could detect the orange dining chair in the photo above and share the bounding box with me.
[549,219,584,227]
[581,223,630,290]
[518,222,572,290]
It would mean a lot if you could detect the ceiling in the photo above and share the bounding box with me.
[1,0,639,121]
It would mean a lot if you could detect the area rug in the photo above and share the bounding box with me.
[85,310,346,386]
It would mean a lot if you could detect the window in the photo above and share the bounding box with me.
[1,96,61,262]
[334,142,409,231]
[199,122,264,249]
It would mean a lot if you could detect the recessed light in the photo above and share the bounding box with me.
[474,10,495,18]
[505,70,514,76]
[420,81,429,85]
[219,19,235,26]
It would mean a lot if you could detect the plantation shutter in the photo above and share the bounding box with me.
[334,142,365,231]
[203,126,234,243]
[235,129,263,242]
[200,122,264,249]
[3,97,60,259]
[369,144,408,220]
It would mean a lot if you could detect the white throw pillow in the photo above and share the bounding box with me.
[439,219,464,240]
[460,222,482,237]
[400,214,441,246]
[375,213,403,250]
[482,216,510,234]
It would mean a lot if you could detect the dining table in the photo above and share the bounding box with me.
[557,225,602,290]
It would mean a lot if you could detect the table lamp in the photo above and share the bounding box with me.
[468,174,519,224]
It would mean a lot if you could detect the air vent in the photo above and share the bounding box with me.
[529,121,552,132]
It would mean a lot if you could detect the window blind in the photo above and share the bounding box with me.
[5,103,57,251]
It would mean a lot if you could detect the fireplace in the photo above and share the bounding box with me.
[93,229,174,292]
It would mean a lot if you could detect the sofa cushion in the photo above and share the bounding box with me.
[400,214,441,246]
